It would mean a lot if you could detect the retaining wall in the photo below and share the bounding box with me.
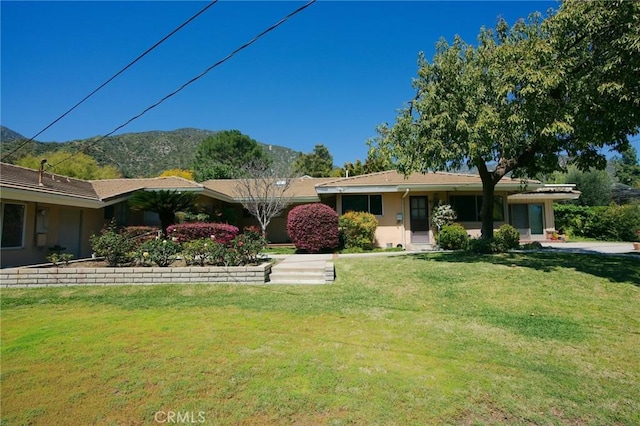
[1,263,272,288]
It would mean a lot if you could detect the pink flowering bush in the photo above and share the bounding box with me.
[167,222,239,244]
[287,203,339,253]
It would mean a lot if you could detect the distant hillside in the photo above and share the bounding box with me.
[0,127,301,178]
[0,126,27,142]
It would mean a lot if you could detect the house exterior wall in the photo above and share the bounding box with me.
[1,200,104,268]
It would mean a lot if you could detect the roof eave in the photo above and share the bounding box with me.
[0,186,104,208]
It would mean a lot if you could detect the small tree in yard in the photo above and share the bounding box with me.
[234,160,293,237]
[287,203,339,253]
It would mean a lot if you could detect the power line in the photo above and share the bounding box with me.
[2,0,219,162]
[50,0,317,171]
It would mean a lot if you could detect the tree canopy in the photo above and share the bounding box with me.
[292,144,334,177]
[369,0,640,238]
[193,130,270,181]
[613,146,640,189]
[16,151,121,180]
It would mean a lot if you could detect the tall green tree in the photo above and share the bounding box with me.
[370,0,640,239]
[193,130,270,181]
[559,166,613,206]
[17,151,121,179]
[292,144,334,177]
[128,190,198,235]
[613,145,640,188]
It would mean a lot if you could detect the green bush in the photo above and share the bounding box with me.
[468,237,500,254]
[339,211,378,250]
[182,239,213,266]
[137,238,181,267]
[436,223,469,250]
[585,203,640,241]
[90,221,137,266]
[555,203,640,241]
[494,224,521,251]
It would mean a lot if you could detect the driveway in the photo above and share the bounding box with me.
[541,241,639,255]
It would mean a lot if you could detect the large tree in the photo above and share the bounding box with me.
[292,144,334,177]
[193,130,270,181]
[370,0,640,239]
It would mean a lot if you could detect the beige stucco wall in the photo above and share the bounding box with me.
[1,200,104,268]
[335,190,537,248]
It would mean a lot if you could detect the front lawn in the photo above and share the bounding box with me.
[1,252,638,425]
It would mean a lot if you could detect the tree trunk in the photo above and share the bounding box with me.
[476,160,498,240]
[479,181,496,240]
[159,212,175,237]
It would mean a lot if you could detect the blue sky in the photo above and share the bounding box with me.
[3,0,634,166]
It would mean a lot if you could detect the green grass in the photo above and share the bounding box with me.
[1,252,639,425]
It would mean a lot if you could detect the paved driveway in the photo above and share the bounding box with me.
[541,241,639,255]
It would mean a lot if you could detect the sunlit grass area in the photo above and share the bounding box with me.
[2,252,639,425]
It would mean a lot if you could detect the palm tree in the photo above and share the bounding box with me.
[128,190,198,235]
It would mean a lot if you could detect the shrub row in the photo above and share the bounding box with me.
[91,221,265,267]
[436,223,521,253]
[554,203,640,241]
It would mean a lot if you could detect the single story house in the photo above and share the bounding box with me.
[1,162,578,267]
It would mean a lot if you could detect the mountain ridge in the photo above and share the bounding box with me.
[0,126,301,178]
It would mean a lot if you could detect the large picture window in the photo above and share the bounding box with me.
[1,203,26,248]
[449,195,504,222]
[342,195,383,215]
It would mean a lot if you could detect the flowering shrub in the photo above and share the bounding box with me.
[431,203,457,232]
[181,227,267,266]
[137,238,181,267]
[436,223,469,250]
[339,211,378,250]
[181,239,213,266]
[90,221,137,266]
[227,227,268,265]
[167,222,239,244]
[287,203,339,253]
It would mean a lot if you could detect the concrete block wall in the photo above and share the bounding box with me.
[1,263,272,288]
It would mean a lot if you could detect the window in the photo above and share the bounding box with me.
[342,195,383,215]
[449,195,504,222]
[1,203,26,248]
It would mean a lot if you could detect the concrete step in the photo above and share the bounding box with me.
[406,243,435,251]
[269,261,335,284]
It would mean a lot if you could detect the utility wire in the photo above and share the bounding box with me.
[49,0,317,170]
[2,0,219,162]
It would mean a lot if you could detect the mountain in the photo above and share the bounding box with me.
[0,127,301,178]
[1,126,27,142]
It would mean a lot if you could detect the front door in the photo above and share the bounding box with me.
[410,196,429,243]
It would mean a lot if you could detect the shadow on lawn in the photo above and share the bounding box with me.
[413,251,640,285]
